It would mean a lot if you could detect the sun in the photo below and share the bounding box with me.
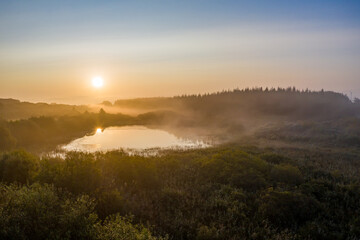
[92,76,104,88]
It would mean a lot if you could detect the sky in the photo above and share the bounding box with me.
[0,0,360,104]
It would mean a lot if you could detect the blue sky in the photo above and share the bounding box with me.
[0,0,360,103]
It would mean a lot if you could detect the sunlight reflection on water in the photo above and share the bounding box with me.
[61,125,210,153]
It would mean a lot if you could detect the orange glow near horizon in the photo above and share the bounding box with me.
[1,1,359,103]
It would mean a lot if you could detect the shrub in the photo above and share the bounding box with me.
[0,150,39,184]
[0,184,97,240]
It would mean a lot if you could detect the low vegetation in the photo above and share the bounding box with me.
[0,147,359,239]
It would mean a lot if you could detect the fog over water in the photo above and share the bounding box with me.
[62,125,209,153]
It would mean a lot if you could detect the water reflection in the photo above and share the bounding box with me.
[62,125,209,153]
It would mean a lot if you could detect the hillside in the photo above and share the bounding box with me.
[0,98,89,120]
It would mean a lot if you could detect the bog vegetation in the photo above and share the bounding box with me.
[0,88,360,239]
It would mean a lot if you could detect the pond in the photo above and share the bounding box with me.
[61,125,210,153]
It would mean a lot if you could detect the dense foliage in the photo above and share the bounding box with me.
[114,88,360,121]
[0,183,161,240]
[0,146,359,239]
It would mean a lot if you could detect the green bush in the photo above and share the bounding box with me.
[270,164,303,185]
[95,215,163,240]
[0,126,16,150]
[259,190,320,228]
[0,184,97,240]
[0,150,39,184]
[0,184,162,240]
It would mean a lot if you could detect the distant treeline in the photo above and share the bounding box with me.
[0,98,89,120]
[113,88,360,121]
[2,88,360,152]
[2,88,359,122]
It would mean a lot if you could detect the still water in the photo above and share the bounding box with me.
[62,126,209,152]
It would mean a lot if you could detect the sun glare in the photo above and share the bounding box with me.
[96,128,102,133]
[92,76,104,88]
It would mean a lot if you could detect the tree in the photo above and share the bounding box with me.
[0,150,38,184]
[0,184,97,240]
[95,215,162,240]
[0,125,16,151]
